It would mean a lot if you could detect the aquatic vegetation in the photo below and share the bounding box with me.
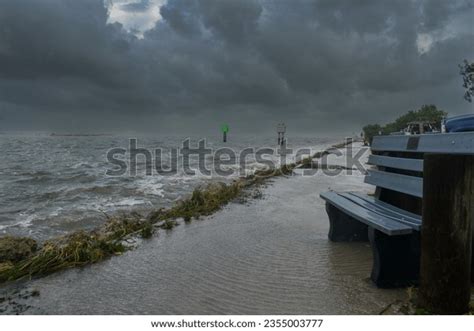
[0,215,155,282]
[0,140,352,284]
[139,221,154,238]
[0,262,14,274]
[160,220,178,230]
[300,156,313,167]
[0,237,37,263]
[149,182,243,223]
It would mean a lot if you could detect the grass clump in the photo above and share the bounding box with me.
[149,182,242,223]
[300,156,313,167]
[0,214,154,282]
[252,163,296,179]
[0,182,246,283]
[139,222,154,238]
[161,220,178,230]
[0,237,38,263]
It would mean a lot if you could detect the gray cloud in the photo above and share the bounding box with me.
[119,0,151,13]
[0,0,473,134]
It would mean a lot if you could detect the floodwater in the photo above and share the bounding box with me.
[0,133,336,240]
[0,149,406,314]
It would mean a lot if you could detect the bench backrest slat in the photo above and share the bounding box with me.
[371,132,474,154]
[364,170,423,198]
[366,132,474,200]
[368,155,423,172]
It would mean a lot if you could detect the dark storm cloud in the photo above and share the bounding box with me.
[0,0,473,133]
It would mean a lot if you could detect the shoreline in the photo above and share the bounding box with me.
[0,139,355,285]
[4,139,460,315]
[2,139,393,315]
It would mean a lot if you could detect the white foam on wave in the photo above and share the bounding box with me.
[106,198,150,207]
[135,177,166,197]
[0,213,36,231]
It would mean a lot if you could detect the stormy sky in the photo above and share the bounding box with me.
[0,0,473,135]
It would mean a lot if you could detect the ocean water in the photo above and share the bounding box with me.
[0,133,339,240]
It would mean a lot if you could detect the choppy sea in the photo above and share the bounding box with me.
[0,133,339,240]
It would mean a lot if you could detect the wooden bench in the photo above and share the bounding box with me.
[320,132,474,288]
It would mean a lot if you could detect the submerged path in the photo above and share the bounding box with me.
[1,143,406,314]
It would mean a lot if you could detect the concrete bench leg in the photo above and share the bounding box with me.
[369,227,420,288]
[326,202,368,242]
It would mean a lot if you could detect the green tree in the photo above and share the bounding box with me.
[459,60,474,102]
[362,123,382,145]
[382,104,447,134]
[362,105,447,145]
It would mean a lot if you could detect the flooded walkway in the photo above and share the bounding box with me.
[1,143,406,314]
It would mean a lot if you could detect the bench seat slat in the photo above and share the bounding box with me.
[364,170,423,198]
[368,155,423,172]
[339,192,421,230]
[371,132,474,154]
[320,191,413,235]
[345,192,421,221]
